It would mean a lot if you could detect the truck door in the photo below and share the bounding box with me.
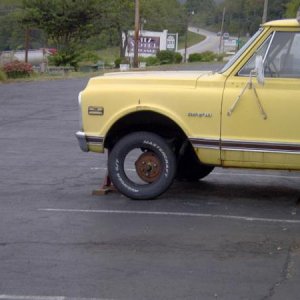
[221,29,300,169]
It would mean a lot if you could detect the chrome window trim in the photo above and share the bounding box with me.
[263,31,276,63]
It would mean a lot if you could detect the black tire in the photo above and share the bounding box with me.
[176,144,214,182]
[108,131,177,200]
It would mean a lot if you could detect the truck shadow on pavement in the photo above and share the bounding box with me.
[168,178,300,205]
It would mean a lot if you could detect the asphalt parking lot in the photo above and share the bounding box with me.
[0,72,300,300]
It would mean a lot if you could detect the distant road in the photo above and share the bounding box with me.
[179,26,221,58]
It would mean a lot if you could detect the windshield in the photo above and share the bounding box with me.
[219,28,264,73]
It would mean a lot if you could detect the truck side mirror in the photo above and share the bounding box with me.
[255,55,265,85]
[228,54,267,119]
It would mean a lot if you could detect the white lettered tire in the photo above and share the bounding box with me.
[108,132,176,200]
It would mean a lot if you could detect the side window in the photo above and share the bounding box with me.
[239,34,272,76]
[239,31,300,78]
[269,32,300,78]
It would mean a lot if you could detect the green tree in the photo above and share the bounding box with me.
[0,13,22,50]
[185,0,215,14]
[268,0,291,20]
[95,0,186,58]
[141,0,186,35]
[21,0,105,68]
[214,0,291,35]
[286,0,300,17]
[0,0,23,50]
[185,0,215,27]
[100,0,135,58]
[217,0,262,35]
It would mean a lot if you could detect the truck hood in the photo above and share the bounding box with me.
[88,71,214,88]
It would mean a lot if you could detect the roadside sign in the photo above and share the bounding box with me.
[224,38,237,48]
[128,36,160,54]
[166,33,178,52]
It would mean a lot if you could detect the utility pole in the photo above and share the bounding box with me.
[184,10,194,63]
[133,0,139,68]
[25,27,30,63]
[262,0,268,23]
[218,7,225,54]
[184,15,188,63]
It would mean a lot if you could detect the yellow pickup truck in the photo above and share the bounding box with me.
[76,17,300,200]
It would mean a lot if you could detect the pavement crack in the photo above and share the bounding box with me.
[261,245,293,300]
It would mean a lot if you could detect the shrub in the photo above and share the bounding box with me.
[188,53,201,62]
[79,51,100,64]
[156,51,183,65]
[201,51,217,62]
[0,69,7,82]
[48,51,80,70]
[139,56,160,66]
[174,52,183,64]
[188,51,217,63]
[156,50,175,64]
[114,57,130,68]
[114,58,122,68]
[215,53,225,62]
[3,60,33,78]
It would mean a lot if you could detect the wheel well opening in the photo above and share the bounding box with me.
[104,111,187,151]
